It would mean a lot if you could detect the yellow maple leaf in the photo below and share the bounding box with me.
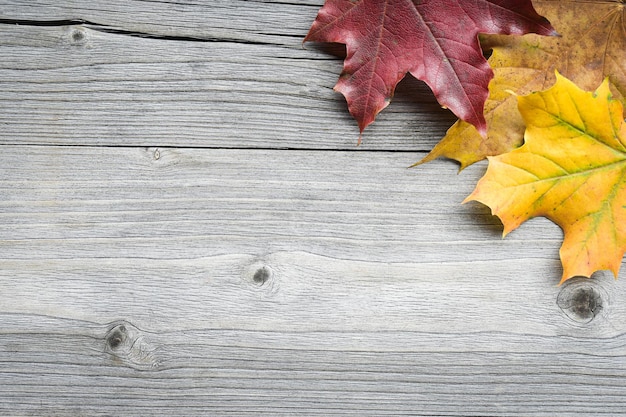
[465,73,626,283]
[416,0,626,169]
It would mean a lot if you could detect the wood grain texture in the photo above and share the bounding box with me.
[2,1,626,416]
[1,0,324,45]
[0,146,560,265]
[0,1,456,150]
[2,146,626,416]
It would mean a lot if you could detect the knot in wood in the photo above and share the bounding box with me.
[253,266,272,285]
[68,27,88,46]
[106,324,127,350]
[243,260,279,295]
[72,29,85,42]
[245,260,275,288]
[557,279,604,324]
[104,321,160,370]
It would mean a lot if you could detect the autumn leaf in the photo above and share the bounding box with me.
[466,73,626,283]
[418,0,626,169]
[304,0,555,137]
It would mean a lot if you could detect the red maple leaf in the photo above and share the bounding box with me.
[305,0,556,136]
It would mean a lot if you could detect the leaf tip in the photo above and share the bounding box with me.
[546,26,560,38]
[461,195,473,205]
[474,119,488,138]
[411,151,438,169]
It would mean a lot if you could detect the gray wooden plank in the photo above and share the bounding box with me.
[1,315,626,416]
[0,145,561,265]
[1,0,324,46]
[1,145,626,415]
[0,15,456,149]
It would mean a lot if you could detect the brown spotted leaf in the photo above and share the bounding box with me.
[418,0,626,169]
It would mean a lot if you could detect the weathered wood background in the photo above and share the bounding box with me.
[1,1,625,416]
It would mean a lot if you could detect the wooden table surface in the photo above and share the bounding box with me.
[2,1,626,416]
